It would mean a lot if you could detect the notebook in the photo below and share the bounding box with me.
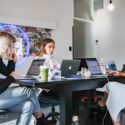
[61,59,81,78]
[84,58,104,76]
[18,59,45,80]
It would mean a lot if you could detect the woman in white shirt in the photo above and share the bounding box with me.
[35,38,60,74]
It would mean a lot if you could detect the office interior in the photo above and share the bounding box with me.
[0,0,125,125]
[0,0,125,69]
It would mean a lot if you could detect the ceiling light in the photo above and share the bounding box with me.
[108,0,114,11]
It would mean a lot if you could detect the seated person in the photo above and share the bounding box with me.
[34,38,59,96]
[0,31,55,125]
[98,70,125,125]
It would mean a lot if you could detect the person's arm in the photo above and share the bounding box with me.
[0,75,15,94]
[118,72,125,77]
[0,58,15,76]
[7,60,15,72]
[108,70,125,77]
[0,71,17,94]
[0,57,17,94]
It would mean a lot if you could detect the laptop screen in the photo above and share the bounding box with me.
[27,59,45,76]
[85,59,102,75]
[61,60,81,77]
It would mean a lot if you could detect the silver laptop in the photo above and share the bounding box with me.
[18,59,45,80]
[15,56,34,76]
[61,59,81,77]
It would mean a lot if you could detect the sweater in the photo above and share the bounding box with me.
[0,58,15,94]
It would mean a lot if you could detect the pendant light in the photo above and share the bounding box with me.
[108,0,114,11]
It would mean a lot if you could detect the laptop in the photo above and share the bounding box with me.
[15,56,34,76]
[61,59,81,78]
[83,58,105,76]
[18,59,45,80]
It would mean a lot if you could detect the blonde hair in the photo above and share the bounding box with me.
[0,31,16,58]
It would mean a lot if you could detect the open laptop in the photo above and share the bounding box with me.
[83,58,105,76]
[18,59,45,80]
[61,59,81,78]
[15,56,34,76]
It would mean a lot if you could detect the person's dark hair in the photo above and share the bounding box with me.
[36,38,55,56]
[42,38,55,47]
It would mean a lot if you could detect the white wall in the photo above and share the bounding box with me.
[94,0,125,69]
[0,0,73,63]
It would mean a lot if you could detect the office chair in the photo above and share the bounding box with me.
[38,90,60,124]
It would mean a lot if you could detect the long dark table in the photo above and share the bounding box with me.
[34,77,108,125]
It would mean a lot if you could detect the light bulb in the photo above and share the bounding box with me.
[108,0,114,11]
[108,3,114,11]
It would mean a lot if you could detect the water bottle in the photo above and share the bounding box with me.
[98,58,106,75]
[71,116,80,125]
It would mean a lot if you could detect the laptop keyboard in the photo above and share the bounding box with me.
[17,75,34,80]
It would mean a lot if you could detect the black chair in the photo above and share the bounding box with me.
[38,90,60,123]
